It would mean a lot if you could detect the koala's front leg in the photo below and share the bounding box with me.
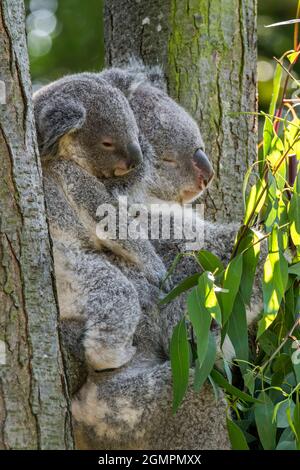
[53,240,140,389]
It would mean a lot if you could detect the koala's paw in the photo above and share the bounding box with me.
[84,339,136,371]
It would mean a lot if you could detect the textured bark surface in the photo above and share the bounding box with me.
[104,0,257,222]
[0,0,73,449]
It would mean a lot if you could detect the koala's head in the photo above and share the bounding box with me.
[129,83,214,203]
[33,74,143,179]
[100,66,214,203]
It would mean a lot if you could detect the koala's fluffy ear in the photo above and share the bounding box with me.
[36,97,86,157]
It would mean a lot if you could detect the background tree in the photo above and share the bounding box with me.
[104,0,257,222]
[0,0,73,449]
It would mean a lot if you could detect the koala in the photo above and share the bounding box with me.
[67,66,234,450]
[33,74,169,392]
[35,64,257,450]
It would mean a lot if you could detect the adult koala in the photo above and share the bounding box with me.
[69,67,235,450]
[34,67,238,450]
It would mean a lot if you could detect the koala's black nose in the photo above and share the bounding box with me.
[127,142,143,169]
[192,148,214,185]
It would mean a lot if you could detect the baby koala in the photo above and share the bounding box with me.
[34,73,143,178]
[33,74,154,390]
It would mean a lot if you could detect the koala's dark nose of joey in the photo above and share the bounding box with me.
[127,142,143,169]
[113,142,143,177]
[192,148,214,189]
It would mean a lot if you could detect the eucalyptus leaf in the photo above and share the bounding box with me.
[170,319,190,413]
[254,392,277,450]
[226,418,249,450]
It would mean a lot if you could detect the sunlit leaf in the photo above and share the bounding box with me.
[244,179,267,225]
[262,63,282,172]
[284,118,300,160]
[267,135,286,191]
[258,226,288,336]
[287,50,300,64]
[289,173,300,246]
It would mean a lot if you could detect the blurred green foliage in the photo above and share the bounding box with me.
[25,0,298,109]
[258,0,300,110]
[25,0,104,87]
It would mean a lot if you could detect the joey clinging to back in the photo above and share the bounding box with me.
[33,74,143,179]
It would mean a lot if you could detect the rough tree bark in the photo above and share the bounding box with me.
[0,0,73,449]
[104,0,257,222]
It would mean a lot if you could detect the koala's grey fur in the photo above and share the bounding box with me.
[34,66,243,450]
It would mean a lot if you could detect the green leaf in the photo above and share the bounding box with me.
[276,440,297,450]
[243,370,255,395]
[293,396,300,444]
[289,173,300,247]
[210,369,259,403]
[262,62,282,168]
[227,293,248,371]
[244,179,267,225]
[237,228,261,305]
[276,427,297,450]
[276,400,295,428]
[170,319,190,413]
[196,250,224,275]
[267,135,286,191]
[268,62,282,117]
[294,362,300,385]
[258,226,288,337]
[219,255,243,325]
[264,175,278,231]
[194,332,216,392]
[159,273,199,305]
[254,392,277,450]
[287,51,300,64]
[226,418,249,450]
[288,262,300,276]
[187,279,212,367]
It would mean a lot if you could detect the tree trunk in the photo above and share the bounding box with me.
[104,0,257,222]
[0,0,73,449]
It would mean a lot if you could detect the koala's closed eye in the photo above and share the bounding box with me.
[100,138,115,150]
[161,158,178,168]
